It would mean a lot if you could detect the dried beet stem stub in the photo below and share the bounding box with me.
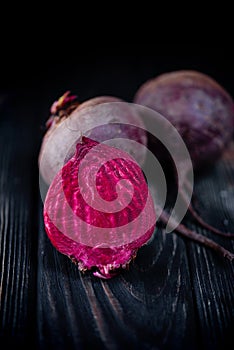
[44,137,156,279]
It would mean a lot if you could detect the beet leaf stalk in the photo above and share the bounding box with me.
[157,206,234,261]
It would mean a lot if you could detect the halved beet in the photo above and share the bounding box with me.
[44,137,156,279]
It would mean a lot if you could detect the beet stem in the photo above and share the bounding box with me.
[158,208,234,261]
[187,203,234,238]
[182,179,234,238]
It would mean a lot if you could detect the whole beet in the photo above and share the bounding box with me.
[134,70,234,242]
[39,95,147,185]
[134,70,234,169]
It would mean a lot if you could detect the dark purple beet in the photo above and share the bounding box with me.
[134,70,234,241]
[134,70,234,169]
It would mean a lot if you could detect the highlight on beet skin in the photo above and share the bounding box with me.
[44,137,156,279]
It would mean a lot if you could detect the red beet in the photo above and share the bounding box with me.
[44,137,156,279]
[134,70,234,168]
[39,94,147,185]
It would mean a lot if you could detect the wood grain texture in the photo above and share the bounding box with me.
[0,96,39,348]
[37,198,199,350]
[185,160,234,350]
[36,151,234,349]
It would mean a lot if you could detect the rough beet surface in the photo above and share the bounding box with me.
[44,137,156,279]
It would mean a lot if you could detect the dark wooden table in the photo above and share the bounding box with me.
[1,55,234,349]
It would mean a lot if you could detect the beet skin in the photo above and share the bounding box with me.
[134,70,234,168]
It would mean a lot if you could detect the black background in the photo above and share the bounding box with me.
[1,45,233,101]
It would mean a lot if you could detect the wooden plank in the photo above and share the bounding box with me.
[37,197,199,349]
[185,159,234,350]
[0,95,39,348]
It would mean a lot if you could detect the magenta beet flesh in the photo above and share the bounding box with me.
[44,137,156,279]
